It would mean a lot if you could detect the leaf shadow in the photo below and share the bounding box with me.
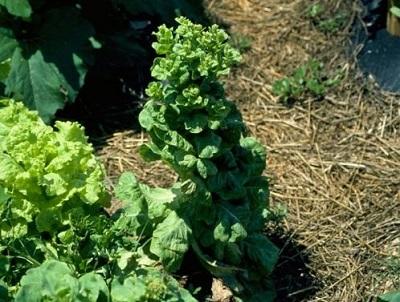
[268,228,321,302]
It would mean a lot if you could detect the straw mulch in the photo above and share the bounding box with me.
[97,0,400,301]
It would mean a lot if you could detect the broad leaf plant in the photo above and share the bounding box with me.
[116,17,280,300]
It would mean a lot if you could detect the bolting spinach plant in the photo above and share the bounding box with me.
[117,17,280,300]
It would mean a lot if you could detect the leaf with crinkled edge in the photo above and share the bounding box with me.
[150,211,191,272]
[49,121,110,206]
[149,17,241,83]
[114,172,150,238]
[117,171,176,220]
[195,132,222,159]
[14,260,79,301]
[243,234,279,274]
[0,99,38,142]
[14,260,109,302]
[77,272,109,302]
[114,172,179,241]
[0,100,109,238]
[238,137,266,176]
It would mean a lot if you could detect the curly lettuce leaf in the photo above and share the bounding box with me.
[0,99,109,237]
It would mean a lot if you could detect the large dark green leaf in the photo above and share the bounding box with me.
[238,137,266,176]
[213,203,248,244]
[0,280,8,301]
[0,0,31,18]
[244,234,279,274]
[0,28,15,93]
[195,132,222,159]
[150,211,191,272]
[2,8,95,122]
[0,59,10,81]
[6,48,71,122]
[0,28,17,62]
[114,172,150,237]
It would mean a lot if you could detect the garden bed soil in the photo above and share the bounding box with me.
[96,0,400,301]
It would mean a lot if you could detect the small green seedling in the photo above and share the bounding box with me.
[307,3,324,19]
[317,14,347,33]
[307,3,347,34]
[230,33,252,53]
[272,59,340,104]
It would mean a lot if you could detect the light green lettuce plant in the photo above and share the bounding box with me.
[0,99,110,239]
[0,100,196,301]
